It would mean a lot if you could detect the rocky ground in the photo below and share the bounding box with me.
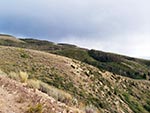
[0,75,82,113]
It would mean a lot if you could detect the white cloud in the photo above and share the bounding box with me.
[60,33,150,58]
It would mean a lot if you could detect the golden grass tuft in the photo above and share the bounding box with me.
[8,71,28,83]
[19,71,28,83]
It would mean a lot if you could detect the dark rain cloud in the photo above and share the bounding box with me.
[0,0,150,57]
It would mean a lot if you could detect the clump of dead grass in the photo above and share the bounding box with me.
[27,79,40,90]
[19,71,28,83]
[27,79,73,105]
[40,81,73,104]
[8,71,28,83]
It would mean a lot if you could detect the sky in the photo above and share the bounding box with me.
[0,0,150,58]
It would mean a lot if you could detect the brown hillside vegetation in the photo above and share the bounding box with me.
[1,36,150,80]
[0,46,150,113]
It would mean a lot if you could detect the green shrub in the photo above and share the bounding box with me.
[143,104,150,112]
[20,53,29,58]
[143,100,150,112]
[26,103,43,113]
[19,48,30,58]
[122,93,146,113]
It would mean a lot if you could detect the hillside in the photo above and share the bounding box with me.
[0,46,150,113]
[0,35,150,80]
[0,72,82,113]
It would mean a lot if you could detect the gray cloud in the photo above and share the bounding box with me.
[0,0,150,58]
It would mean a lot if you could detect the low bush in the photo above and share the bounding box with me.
[122,93,146,113]
[26,103,43,113]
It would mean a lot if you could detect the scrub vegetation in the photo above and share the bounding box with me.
[0,35,150,113]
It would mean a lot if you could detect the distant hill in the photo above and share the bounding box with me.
[0,34,150,80]
[0,34,25,43]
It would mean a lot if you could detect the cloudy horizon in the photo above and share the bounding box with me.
[0,0,150,58]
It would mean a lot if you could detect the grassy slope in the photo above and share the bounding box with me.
[0,46,150,113]
[0,36,150,80]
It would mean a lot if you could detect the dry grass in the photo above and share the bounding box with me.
[19,71,28,83]
[27,79,40,90]
[8,71,20,81]
[84,105,98,113]
[39,81,73,104]
[8,71,28,83]
[0,69,7,76]
[26,79,73,105]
